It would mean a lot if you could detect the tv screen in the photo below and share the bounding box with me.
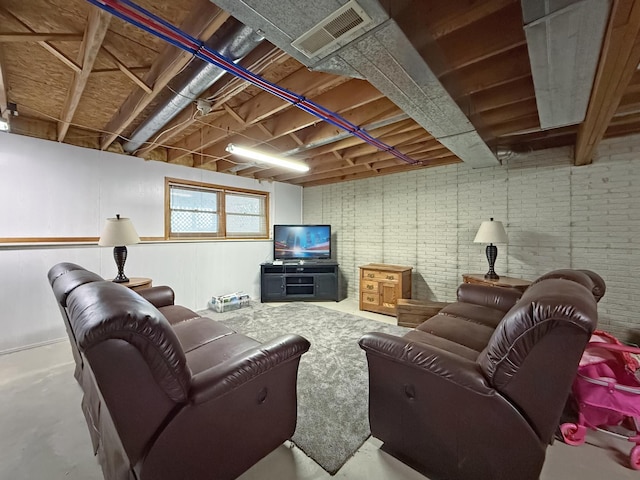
[273,224,331,260]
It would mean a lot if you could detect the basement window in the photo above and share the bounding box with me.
[165,178,269,240]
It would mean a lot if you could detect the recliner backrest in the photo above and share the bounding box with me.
[477,278,597,442]
[530,268,605,302]
[51,266,105,307]
[66,281,192,403]
[48,262,87,285]
[48,263,104,380]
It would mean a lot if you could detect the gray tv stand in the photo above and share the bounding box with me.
[260,261,340,302]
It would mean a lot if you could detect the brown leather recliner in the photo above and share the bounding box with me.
[48,263,310,480]
[359,270,600,480]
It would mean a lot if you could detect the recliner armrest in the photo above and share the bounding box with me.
[456,283,522,312]
[136,286,175,308]
[190,334,310,403]
[359,332,493,396]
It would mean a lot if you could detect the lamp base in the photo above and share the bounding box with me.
[112,245,130,283]
[484,243,500,280]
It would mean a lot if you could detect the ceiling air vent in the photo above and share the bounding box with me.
[291,0,372,58]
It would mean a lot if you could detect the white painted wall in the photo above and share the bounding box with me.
[0,134,302,353]
[304,134,640,342]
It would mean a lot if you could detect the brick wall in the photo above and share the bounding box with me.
[303,134,640,342]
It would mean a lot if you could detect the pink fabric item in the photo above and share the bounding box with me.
[580,330,640,371]
[572,330,640,429]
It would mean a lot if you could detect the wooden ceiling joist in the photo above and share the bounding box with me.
[435,1,526,73]
[575,0,640,165]
[100,1,230,150]
[442,44,531,95]
[0,33,84,42]
[168,67,345,161]
[418,0,516,40]
[0,45,8,121]
[297,98,398,145]
[101,46,152,94]
[57,7,111,142]
[466,75,535,114]
[0,6,82,73]
[135,43,286,156]
[8,0,640,187]
[262,79,383,139]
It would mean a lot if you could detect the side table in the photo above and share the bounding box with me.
[396,299,450,328]
[111,277,153,292]
[462,274,530,293]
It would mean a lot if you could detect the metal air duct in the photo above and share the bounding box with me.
[207,0,500,168]
[522,0,611,128]
[123,20,263,153]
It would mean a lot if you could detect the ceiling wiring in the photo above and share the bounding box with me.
[85,0,421,165]
[16,102,287,169]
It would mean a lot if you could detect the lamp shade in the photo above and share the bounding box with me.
[474,218,508,244]
[98,215,140,246]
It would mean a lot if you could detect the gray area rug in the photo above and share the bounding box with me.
[200,302,409,475]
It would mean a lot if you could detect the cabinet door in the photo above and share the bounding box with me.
[380,282,399,308]
[315,273,337,300]
[262,275,284,300]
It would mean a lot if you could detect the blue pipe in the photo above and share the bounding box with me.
[87,0,420,165]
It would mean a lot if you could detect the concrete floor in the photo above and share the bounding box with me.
[1,298,638,479]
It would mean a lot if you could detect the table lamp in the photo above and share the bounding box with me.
[98,214,140,283]
[473,218,508,280]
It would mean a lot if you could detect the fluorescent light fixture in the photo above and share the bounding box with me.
[0,119,8,132]
[226,143,310,172]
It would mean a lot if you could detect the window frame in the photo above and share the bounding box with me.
[165,177,269,240]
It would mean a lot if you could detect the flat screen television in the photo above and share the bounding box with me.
[273,224,331,260]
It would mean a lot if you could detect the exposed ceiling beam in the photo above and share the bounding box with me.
[263,80,384,139]
[39,43,82,73]
[408,0,517,40]
[0,32,84,42]
[488,114,540,137]
[100,1,230,150]
[466,76,535,114]
[237,70,341,125]
[473,98,538,129]
[295,158,461,187]
[134,43,285,156]
[101,46,152,94]
[432,2,526,73]
[57,7,111,142]
[198,94,407,167]
[167,68,343,161]
[0,44,8,121]
[575,0,640,165]
[92,66,149,75]
[0,6,81,72]
[441,44,531,95]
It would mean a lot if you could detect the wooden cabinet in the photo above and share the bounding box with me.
[359,264,412,316]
